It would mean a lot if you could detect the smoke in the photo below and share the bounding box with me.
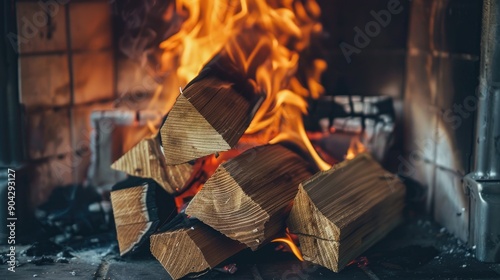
[117,0,180,76]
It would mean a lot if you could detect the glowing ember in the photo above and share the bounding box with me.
[173,139,262,212]
[347,256,369,268]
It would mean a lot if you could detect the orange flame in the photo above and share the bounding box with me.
[173,140,258,211]
[157,0,330,171]
[345,136,367,160]
[272,230,304,261]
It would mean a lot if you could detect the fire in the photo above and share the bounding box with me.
[157,0,330,171]
[345,136,367,160]
[272,229,304,261]
[173,148,244,211]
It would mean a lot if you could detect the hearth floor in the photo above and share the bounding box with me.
[1,215,499,280]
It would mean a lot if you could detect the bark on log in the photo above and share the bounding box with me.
[150,220,246,279]
[185,144,316,250]
[111,136,194,194]
[287,153,406,272]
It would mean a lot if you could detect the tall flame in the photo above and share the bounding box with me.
[158,0,330,170]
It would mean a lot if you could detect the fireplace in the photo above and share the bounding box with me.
[1,0,499,278]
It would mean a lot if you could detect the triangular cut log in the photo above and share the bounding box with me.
[111,136,194,194]
[110,177,177,256]
[185,144,316,250]
[287,153,406,272]
[150,220,246,279]
[110,183,158,255]
[160,63,263,165]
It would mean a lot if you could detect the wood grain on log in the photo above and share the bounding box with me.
[160,68,263,165]
[111,136,193,194]
[150,221,246,279]
[110,183,160,256]
[287,153,406,272]
[185,144,316,250]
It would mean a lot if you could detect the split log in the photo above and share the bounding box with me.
[111,136,194,194]
[110,179,174,255]
[160,57,264,165]
[185,144,316,250]
[150,219,246,279]
[287,153,406,272]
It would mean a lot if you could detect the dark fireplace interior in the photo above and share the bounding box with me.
[1,0,499,279]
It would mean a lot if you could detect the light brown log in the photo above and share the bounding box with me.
[160,68,263,165]
[150,221,246,279]
[287,153,406,272]
[110,183,161,256]
[111,136,194,194]
[185,144,316,250]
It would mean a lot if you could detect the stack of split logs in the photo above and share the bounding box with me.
[109,55,406,279]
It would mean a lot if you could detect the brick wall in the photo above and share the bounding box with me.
[16,0,115,206]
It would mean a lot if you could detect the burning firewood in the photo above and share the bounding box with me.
[160,56,264,165]
[185,144,316,250]
[110,179,174,255]
[150,218,246,279]
[287,153,406,272]
[111,136,194,194]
